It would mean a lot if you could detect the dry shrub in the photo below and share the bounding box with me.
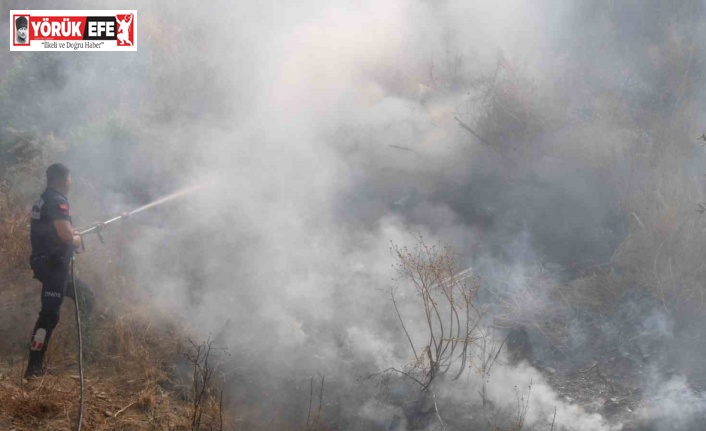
[392,236,483,384]
[0,183,32,275]
[455,54,562,164]
[606,147,706,324]
[553,268,630,314]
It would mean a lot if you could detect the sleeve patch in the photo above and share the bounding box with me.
[58,202,70,215]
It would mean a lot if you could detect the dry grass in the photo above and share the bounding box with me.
[0,375,63,427]
[0,284,230,431]
[0,289,230,431]
[0,364,226,431]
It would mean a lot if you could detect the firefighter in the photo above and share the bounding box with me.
[25,163,94,378]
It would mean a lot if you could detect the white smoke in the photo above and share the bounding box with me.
[7,0,706,429]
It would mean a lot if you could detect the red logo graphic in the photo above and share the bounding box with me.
[115,14,134,46]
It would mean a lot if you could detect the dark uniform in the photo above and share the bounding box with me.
[26,188,94,378]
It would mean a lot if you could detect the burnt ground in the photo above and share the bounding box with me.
[531,343,706,430]
[510,287,706,430]
[534,346,648,424]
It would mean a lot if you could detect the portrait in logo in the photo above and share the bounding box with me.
[115,13,133,46]
[15,15,29,44]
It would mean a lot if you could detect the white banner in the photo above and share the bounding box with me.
[10,10,137,52]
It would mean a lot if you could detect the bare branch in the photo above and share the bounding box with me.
[454,116,490,145]
[390,287,419,363]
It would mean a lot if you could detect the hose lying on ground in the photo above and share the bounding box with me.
[71,257,85,431]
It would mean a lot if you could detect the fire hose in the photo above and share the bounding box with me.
[71,184,203,431]
[70,257,84,431]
